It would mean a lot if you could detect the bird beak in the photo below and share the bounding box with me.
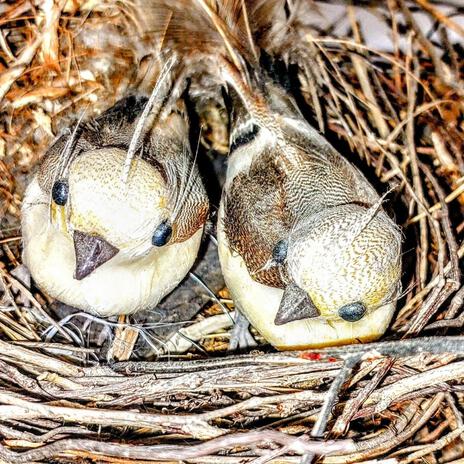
[73,230,119,280]
[274,283,320,325]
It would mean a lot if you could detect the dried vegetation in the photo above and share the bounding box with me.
[1,0,464,462]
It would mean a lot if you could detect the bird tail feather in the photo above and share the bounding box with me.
[135,1,293,121]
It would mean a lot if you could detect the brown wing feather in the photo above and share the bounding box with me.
[223,124,383,289]
[223,151,290,288]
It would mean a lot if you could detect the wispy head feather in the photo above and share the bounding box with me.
[122,55,177,184]
[350,185,398,242]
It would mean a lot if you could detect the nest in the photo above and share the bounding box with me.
[1,0,464,462]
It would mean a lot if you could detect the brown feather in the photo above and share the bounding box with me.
[224,150,290,288]
[38,96,209,245]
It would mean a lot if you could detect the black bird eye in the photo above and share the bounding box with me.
[152,220,172,247]
[52,180,69,206]
[338,302,366,322]
[272,240,288,264]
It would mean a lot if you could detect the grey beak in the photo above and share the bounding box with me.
[73,231,119,280]
[274,283,320,325]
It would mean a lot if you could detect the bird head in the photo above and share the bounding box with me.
[274,202,402,326]
[22,95,209,317]
[28,95,208,283]
[48,146,175,280]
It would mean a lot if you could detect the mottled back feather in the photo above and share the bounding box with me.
[224,118,384,288]
[224,150,290,287]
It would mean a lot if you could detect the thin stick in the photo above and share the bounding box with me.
[301,355,360,464]
[0,431,355,464]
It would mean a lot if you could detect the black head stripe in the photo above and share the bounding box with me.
[230,124,260,152]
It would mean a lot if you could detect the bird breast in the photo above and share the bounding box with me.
[217,203,396,349]
[22,177,203,316]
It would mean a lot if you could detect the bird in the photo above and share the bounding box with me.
[141,0,402,349]
[21,89,209,317]
[214,4,402,349]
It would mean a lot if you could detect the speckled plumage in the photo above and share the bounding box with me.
[133,0,403,348]
[22,96,209,316]
[218,96,402,347]
[223,107,397,290]
[210,2,402,348]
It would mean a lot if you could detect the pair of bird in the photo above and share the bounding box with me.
[21,0,402,350]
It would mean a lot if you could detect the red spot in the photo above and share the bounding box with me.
[300,352,321,360]
[328,357,337,362]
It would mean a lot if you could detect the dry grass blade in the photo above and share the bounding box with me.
[1,0,464,463]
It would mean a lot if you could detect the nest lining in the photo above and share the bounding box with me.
[1,0,464,463]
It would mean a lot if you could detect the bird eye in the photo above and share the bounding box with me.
[272,240,288,264]
[152,220,172,247]
[338,302,366,322]
[52,180,69,206]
